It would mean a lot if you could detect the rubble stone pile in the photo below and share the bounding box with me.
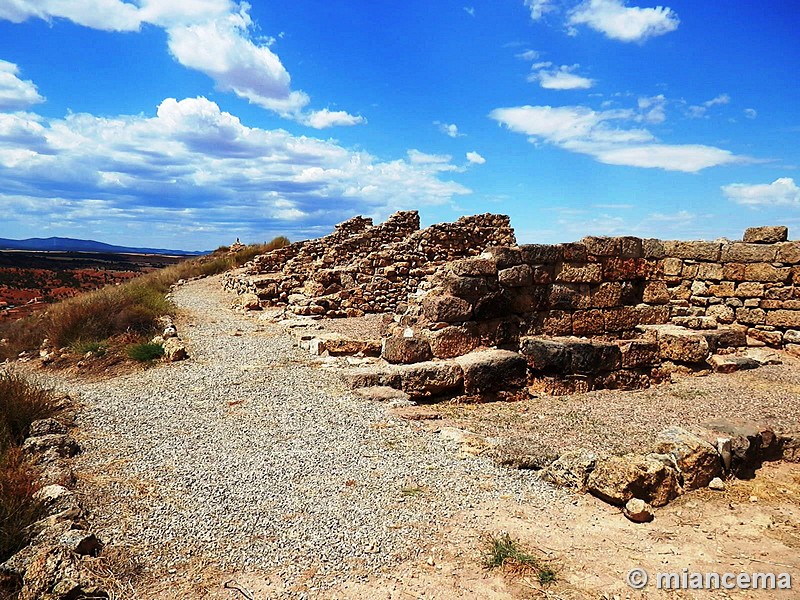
[223,211,516,316]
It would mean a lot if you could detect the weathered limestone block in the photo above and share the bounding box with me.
[485,246,522,268]
[519,337,571,372]
[708,281,735,297]
[620,237,643,258]
[528,374,591,396]
[561,242,588,262]
[746,328,783,347]
[603,306,640,332]
[744,263,790,283]
[617,340,660,368]
[427,325,480,359]
[572,309,605,336]
[421,294,472,323]
[519,243,563,264]
[455,349,527,395]
[595,369,651,390]
[664,240,722,262]
[641,325,710,363]
[643,281,670,304]
[708,354,761,373]
[706,304,735,324]
[766,310,800,328]
[721,243,777,263]
[542,310,572,336]
[540,449,598,490]
[591,282,623,308]
[642,238,666,259]
[743,225,788,244]
[395,361,463,397]
[581,236,619,256]
[498,264,533,287]
[569,340,622,373]
[587,454,681,507]
[556,262,602,283]
[549,283,591,311]
[696,262,724,280]
[440,273,493,303]
[602,257,649,281]
[450,257,497,277]
[735,307,767,325]
[776,241,800,263]
[655,427,723,490]
[381,336,433,364]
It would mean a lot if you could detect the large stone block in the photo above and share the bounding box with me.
[587,454,681,507]
[556,262,602,283]
[744,263,790,283]
[519,243,563,264]
[620,237,644,258]
[655,427,722,490]
[603,306,641,332]
[519,337,570,372]
[590,282,623,308]
[381,336,433,364]
[528,374,591,396]
[450,258,497,277]
[427,325,480,358]
[473,291,513,320]
[708,281,735,297]
[549,283,591,310]
[696,262,724,280]
[569,340,622,374]
[422,294,472,323]
[735,307,767,325]
[602,257,649,281]
[664,240,722,262]
[743,225,788,244]
[498,264,533,287]
[572,309,605,336]
[455,349,527,395]
[647,325,710,363]
[542,310,572,336]
[721,243,777,263]
[643,281,670,304]
[581,236,620,256]
[485,246,522,268]
[594,369,651,390]
[766,310,800,328]
[642,238,667,259]
[776,241,800,264]
[440,273,494,302]
[561,242,588,261]
[395,361,463,397]
[618,340,660,368]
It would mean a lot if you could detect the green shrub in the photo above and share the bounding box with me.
[71,340,106,356]
[126,343,164,362]
[483,533,556,584]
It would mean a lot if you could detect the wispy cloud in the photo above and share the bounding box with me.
[524,0,555,20]
[434,121,465,138]
[687,93,730,119]
[744,108,758,120]
[722,177,800,206]
[490,103,743,172]
[0,1,362,126]
[464,6,475,17]
[0,59,44,110]
[566,0,679,43]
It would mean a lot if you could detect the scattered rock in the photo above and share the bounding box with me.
[454,349,527,395]
[59,531,103,557]
[708,477,726,490]
[742,225,788,244]
[381,336,433,364]
[540,449,598,490]
[623,498,654,523]
[32,485,78,517]
[707,353,760,373]
[654,427,723,490]
[587,454,681,507]
[162,338,188,362]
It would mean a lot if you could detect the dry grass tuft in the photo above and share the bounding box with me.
[483,532,557,585]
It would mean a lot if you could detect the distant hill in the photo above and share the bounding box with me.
[0,237,205,256]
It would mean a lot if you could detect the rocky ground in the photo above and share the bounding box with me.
[38,275,800,599]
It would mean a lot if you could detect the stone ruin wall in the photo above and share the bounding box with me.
[386,225,799,395]
[223,211,516,317]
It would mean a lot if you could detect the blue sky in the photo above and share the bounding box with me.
[0,0,798,250]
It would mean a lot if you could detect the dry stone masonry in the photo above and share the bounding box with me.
[223,211,515,317]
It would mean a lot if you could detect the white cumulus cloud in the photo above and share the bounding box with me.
[466,151,486,164]
[0,59,45,111]
[722,177,800,206]
[435,122,464,138]
[301,109,366,129]
[531,64,594,90]
[525,0,555,20]
[567,0,679,43]
[0,1,361,125]
[0,98,469,248]
[489,103,742,172]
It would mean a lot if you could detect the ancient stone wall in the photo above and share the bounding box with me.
[380,226,797,394]
[223,211,516,317]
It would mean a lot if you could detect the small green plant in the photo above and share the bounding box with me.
[483,533,556,585]
[72,340,106,356]
[399,485,425,497]
[126,342,164,362]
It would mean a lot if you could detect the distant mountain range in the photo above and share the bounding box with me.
[0,237,206,256]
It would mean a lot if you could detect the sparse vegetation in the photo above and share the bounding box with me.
[0,237,289,361]
[0,372,63,563]
[126,342,165,362]
[482,532,556,585]
[72,340,106,356]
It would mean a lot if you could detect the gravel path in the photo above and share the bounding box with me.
[57,276,560,594]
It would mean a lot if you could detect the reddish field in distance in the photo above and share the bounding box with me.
[0,251,188,323]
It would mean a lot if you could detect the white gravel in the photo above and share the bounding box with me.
[54,275,561,593]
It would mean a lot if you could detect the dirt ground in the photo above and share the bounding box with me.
[134,353,800,600]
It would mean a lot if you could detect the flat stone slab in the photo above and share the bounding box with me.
[455,349,527,394]
[707,353,761,373]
